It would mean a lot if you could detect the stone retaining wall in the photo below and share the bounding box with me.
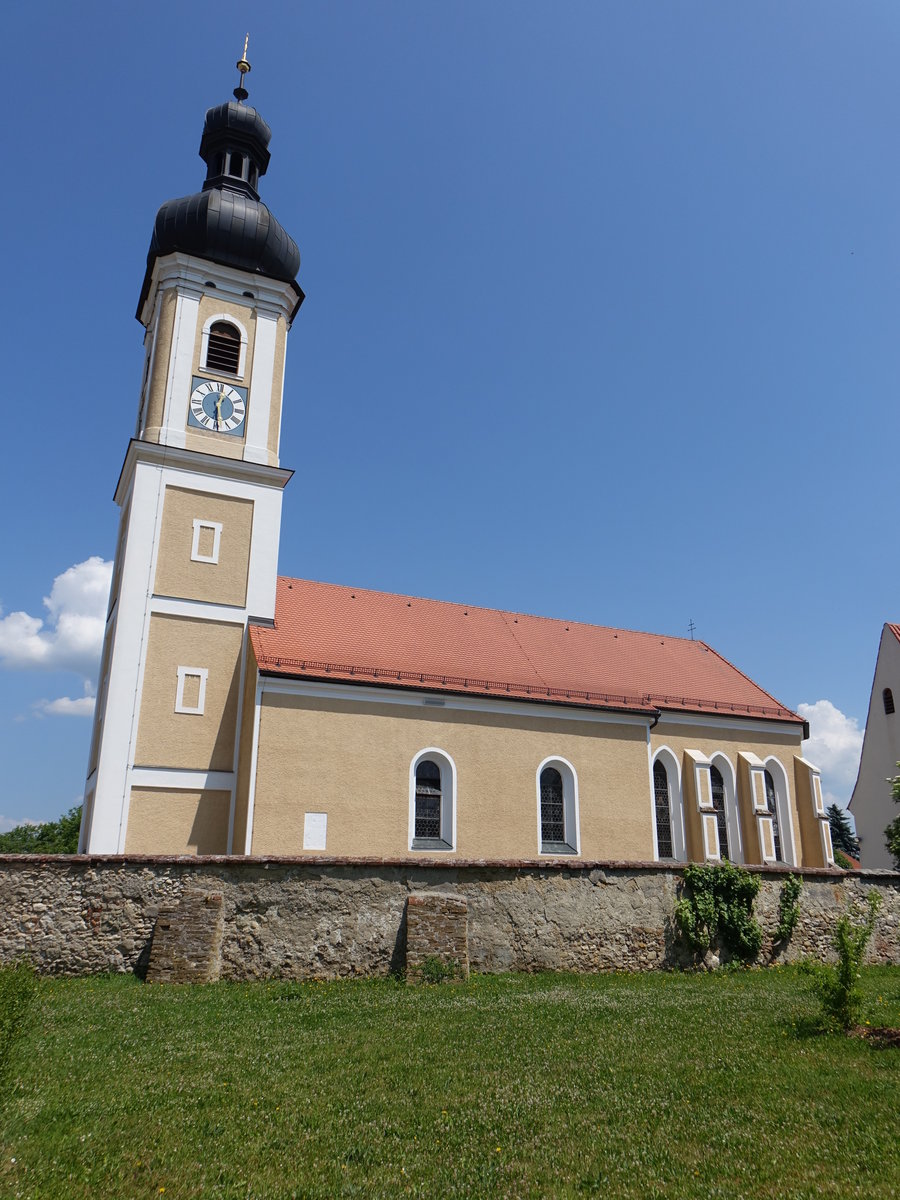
[0,855,897,979]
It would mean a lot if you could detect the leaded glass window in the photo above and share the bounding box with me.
[709,765,729,860]
[540,767,565,845]
[653,760,673,859]
[764,769,782,862]
[414,759,442,840]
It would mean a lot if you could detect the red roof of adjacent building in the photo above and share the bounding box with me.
[249,577,802,724]
[888,623,900,644]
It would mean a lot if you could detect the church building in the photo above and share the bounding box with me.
[79,57,835,872]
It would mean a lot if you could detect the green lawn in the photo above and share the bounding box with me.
[1,968,898,1199]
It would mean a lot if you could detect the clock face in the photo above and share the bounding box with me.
[188,378,247,435]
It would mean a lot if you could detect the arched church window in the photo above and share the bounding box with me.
[205,321,241,375]
[653,760,673,859]
[764,769,782,862]
[229,153,244,179]
[540,767,565,846]
[709,765,729,860]
[884,688,895,715]
[538,759,578,854]
[409,749,455,851]
[414,759,442,841]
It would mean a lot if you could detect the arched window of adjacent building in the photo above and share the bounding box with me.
[409,748,455,851]
[653,760,674,859]
[205,321,241,375]
[764,769,782,862]
[884,688,895,715]
[537,757,579,855]
[709,764,729,860]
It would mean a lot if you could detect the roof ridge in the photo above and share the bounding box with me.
[276,574,700,645]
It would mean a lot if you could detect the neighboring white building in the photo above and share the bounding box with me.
[849,623,900,869]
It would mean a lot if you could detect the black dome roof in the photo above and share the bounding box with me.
[149,188,300,282]
[138,100,302,318]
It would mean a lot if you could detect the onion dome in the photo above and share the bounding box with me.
[138,52,302,318]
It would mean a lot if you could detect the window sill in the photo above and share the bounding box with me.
[540,842,578,856]
[411,838,453,852]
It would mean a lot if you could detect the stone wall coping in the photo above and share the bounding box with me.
[0,852,896,880]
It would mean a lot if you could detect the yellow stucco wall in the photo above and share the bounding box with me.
[125,788,230,854]
[153,486,253,607]
[651,723,804,865]
[250,693,652,859]
[134,614,243,771]
[143,288,177,441]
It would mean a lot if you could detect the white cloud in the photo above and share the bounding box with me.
[0,558,112,683]
[796,699,864,810]
[0,815,39,833]
[34,695,96,718]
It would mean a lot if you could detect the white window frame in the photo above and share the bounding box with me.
[175,666,209,716]
[650,747,686,861]
[191,519,223,564]
[200,314,249,379]
[710,753,743,864]
[763,757,796,866]
[408,747,457,851]
[536,755,580,856]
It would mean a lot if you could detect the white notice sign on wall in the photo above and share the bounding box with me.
[303,812,327,851]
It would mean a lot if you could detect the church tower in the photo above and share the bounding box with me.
[80,48,303,853]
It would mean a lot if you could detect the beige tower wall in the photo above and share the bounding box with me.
[153,486,253,606]
[125,788,230,855]
[250,692,652,860]
[134,614,243,771]
[143,288,177,440]
[850,627,900,869]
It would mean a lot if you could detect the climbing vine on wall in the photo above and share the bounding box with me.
[674,862,763,962]
[774,874,803,944]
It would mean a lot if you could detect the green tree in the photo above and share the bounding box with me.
[886,765,900,870]
[826,803,859,858]
[0,805,82,854]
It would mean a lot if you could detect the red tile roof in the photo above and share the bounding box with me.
[249,578,802,724]
[888,624,900,644]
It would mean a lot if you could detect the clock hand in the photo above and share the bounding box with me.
[214,393,224,430]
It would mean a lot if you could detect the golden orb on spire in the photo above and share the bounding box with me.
[234,34,252,101]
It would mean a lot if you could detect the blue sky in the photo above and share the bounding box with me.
[1,2,896,828]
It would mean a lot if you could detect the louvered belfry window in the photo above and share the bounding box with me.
[709,765,729,860]
[414,760,442,840]
[206,321,241,375]
[884,688,895,715]
[653,761,673,859]
[764,770,782,862]
[540,767,565,845]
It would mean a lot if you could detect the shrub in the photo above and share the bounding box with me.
[674,862,763,963]
[804,893,882,1031]
[419,956,461,984]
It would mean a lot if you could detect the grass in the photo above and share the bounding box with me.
[0,967,898,1199]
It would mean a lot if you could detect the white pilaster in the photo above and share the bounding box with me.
[244,309,279,464]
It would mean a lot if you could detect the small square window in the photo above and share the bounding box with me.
[191,519,223,564]
[175,666,208,715]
